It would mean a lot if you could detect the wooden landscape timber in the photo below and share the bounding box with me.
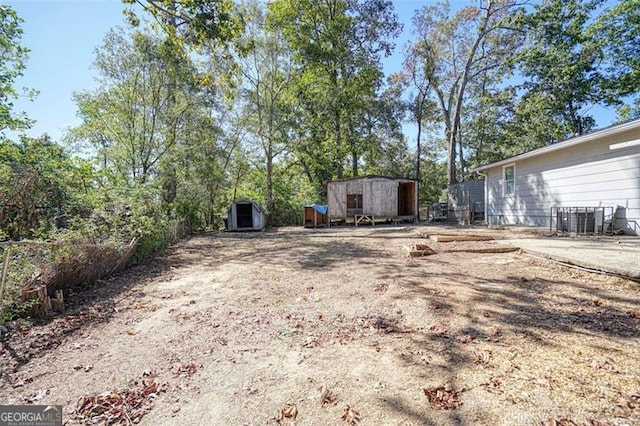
[444,246,519,254]
[427,234,494,243]
[405,241,517,257]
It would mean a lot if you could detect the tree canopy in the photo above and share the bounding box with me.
[0,5,35,134]
[2,0,640,245]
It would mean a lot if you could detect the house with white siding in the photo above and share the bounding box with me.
[472,118,640,235]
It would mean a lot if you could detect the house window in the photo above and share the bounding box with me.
[347,194,363,210]
[503,164,515,196]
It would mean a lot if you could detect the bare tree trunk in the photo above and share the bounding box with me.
[352,151,358,177]
[265,146,274,227]
[415,104,422,221]
[457,125,465,181]
[446,126,457,185]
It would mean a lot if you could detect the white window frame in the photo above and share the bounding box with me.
[503,163,515,196]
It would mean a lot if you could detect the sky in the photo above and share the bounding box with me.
[6,0,620,145]
[7,0,126,141]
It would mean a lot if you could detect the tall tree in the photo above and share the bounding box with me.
[237,0,295,226]
[267,0,401,196]
[71,30,206,188]
[589,0,640,118]
[513,0,603,142]
[0,6,35,133]
[392,45,440,218]
[411,0,523,184]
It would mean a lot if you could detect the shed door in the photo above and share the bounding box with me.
[398,182,416,216]
[236,203,253,228]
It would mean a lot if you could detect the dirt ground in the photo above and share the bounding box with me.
[1,225,640,425]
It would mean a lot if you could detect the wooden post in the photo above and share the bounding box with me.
[0,247,11,314]
[52,289,64,312]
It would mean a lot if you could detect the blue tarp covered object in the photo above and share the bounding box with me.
[307,204,328,215]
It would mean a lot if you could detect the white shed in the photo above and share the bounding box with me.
[225,199,265,231]
[327,176,417,223]
[472,118,640,235]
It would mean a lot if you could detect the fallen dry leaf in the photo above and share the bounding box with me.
[616,390,640,417]
[424,384,462,410]
[23,388,48,403]
[546,419,579,426]
[473,350,492,366]
[373,283,388,293]
[71,373,168,425]
[276,403,298,423]
[457,334,477,344]
[319,386,338,406]
[480,376,503,395]
[341,405,360,424]
[171,363,198,378]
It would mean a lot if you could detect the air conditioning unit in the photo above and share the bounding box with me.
[552,207,610,236]
[570,211,595,234]
[563,211,603,235]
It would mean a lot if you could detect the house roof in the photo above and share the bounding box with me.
[471,117,640,173]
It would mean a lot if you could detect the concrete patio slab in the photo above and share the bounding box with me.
[504,236,640,279]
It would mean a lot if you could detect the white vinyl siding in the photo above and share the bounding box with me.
[485,126,640,234]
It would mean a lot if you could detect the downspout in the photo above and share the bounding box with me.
[476,170,488,227]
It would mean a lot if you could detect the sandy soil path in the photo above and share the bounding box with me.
[1,226,639,425]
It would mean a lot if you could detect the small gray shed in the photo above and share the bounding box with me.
[327,176,418,223]
[225,199,265,231]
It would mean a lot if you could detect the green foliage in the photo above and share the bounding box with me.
[271,163,315,226]
[615,97,640,123]
[267,0,402,193]
[513,0,602,140]
[69,26,239,235]
[121,0,244,48]
[71,29,204,187]
[589,0,640,102]
[0,135,93,240]
[0,6,35,133]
